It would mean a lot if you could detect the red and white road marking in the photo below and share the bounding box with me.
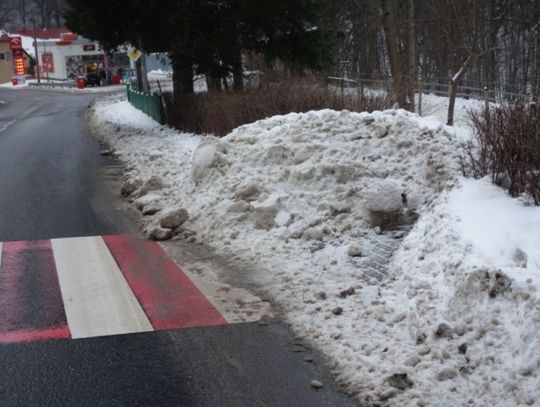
[0,235,227,343]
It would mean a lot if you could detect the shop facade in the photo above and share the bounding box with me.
[10,29,130,81]
[0,32,31,83]
[34,33,130,80]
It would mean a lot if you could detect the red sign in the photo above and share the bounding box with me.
[61,33,78,42]
[42,53,54,74]
[9,37,22,50]
[12,49,23,58]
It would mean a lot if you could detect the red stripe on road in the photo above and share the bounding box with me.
[0,240,69,334]
[0,326,71,344]
[103,235,227,330]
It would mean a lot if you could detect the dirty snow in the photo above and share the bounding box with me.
[89,93,540,406]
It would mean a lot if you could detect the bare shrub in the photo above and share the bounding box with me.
[163,75,392,137]
[462,102,540,204]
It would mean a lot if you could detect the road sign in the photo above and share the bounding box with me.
[128,47,142,62]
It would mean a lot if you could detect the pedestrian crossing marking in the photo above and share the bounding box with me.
[0,235,228,343]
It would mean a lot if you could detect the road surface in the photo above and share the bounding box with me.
[0,88,355,407]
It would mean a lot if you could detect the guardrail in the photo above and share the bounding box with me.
[28,81,77,89]
[126,83,165,125]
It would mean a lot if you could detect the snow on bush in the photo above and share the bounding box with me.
[90,96,540,406]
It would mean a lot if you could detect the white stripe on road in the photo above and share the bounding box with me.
[0,99,43,135]
[52,236,153,339]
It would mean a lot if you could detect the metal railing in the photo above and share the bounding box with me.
[327,76,528,104]
[126,83,165,125]
[28,80,77,89]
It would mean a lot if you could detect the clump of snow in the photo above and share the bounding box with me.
[365,180,404,213]
[90,94,540,406]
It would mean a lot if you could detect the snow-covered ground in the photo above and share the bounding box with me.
[88,93,540,406]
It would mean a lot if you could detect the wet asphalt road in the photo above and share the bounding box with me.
[0,88,356,407]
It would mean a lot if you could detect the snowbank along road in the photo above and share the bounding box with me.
[90,93,540,406]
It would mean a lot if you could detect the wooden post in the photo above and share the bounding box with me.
[484,86,490,129]
[418,81,423,116]
[447,48,496,126]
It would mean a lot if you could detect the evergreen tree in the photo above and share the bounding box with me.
[64,0,333,99]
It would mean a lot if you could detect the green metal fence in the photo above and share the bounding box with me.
[126,83,165,125]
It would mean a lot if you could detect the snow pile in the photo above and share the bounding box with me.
[188,109,458,241]
[91,95,540,406]
[341,177,540,406]
[95,99,166,132]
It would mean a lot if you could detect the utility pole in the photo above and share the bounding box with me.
[31,19,40,84]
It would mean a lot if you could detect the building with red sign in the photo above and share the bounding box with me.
[0,31,31,83]
[14,28,131,81]
[0,28,132,83]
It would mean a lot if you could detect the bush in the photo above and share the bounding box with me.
[163,75,392,137]
[462,102,540,204]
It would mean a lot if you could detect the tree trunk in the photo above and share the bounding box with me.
[380,0,407,108]
[232,57,243,92]
[135,59,143,91]
[170,47,194,101]
[406,0,415,111]
[207,74,222,91]
[536,0,540,100]
[447,55,474,126]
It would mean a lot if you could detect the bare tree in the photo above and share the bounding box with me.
[12,0,28,28]
[380,0,415,111]
[447,48,495,125]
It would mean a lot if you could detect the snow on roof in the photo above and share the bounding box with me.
[20,35,36,58]
[13,28,72,40]
[0,29,35,58]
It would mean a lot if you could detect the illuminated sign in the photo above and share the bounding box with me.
[14,57,25,75]
[9,37,22,50]
[11,37,25,75]
[83,44,96,51]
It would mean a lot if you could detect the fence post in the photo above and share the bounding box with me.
[484,86,490,128]
[417,81,423,116]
